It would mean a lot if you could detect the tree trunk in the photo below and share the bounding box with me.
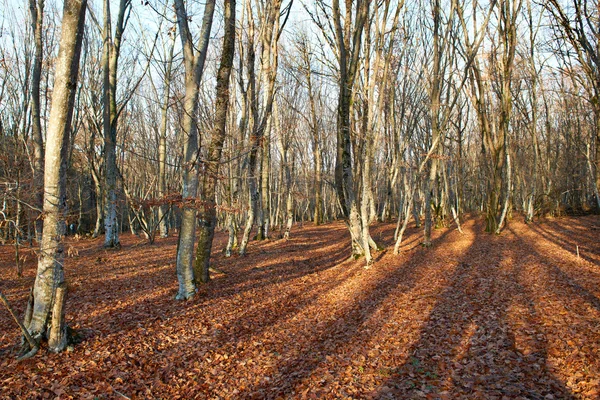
[29,0,45,243]
[301,43,323,225]
[158,37,175,238]
[102,0,130,249]
[194,0,235,284]
[593,107,600,211]
[239,0,284,255]
[257,126,270,240]
[25,0,86,355]
[174,0,216,299]
[91,167,103,237]
[423,158,438,246]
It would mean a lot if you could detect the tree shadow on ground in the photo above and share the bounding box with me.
[235,227,456,399]
[67,224,354,341]
[372,223,574,399]
[508,224,600,313]
[527,217,600,265]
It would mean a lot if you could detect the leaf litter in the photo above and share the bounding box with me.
[0,216,599,399]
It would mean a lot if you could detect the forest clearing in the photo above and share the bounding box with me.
[1,216,599,399]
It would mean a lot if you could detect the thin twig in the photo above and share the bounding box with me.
[0,291,39,356]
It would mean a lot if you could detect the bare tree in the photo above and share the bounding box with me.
[28,0,45,242]
[156,33,176,239]
[194,0,236,284]
[173,0,216,299]
[330,0,371,262]
[298,37,324,225]
[102,0,132,248]
[238,0,290,254]
[21,0,87,358]
[544,0,600,210]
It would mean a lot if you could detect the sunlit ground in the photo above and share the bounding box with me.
[1,215,599,399]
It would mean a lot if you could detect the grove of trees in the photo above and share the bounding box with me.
[0,0,599,354]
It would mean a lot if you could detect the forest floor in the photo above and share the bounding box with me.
[1,215,600,399]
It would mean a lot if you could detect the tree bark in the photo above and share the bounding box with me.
[29,0,45,243]
[194,0,236,285]
[158,37,175,238]
[102,0,131,248]
[332,0,371,261]
[308,77,323,225]
[174,0,216,299]
[239,0,284,255]
[25,0,86,355]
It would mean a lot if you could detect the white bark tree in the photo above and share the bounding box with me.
[173,0,216,299]
[22,0,87,358]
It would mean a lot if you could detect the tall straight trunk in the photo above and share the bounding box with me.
[443,161,463,233]
[239,0,284,255]
[423,158,438,246]
[313,142,323,225]
[490,0,520,233]
[158,37,175,238]
[91,167,103,237]
[25,0,86,355]
[102,0,114,247]
[360,149,373,264]
[526,91,539,221]
[102,0,130,248]
[29,0,45,243]
[274,151,284,229]
[423,0,442,246]
[272,99,283,231]
[284,180,293,239]
[238,2,259,255]
[257,124,271,240]
[275,102,294,239]
[194,0,235,284]
[593,107,600,210]
[225,62,248,257]
[393,172,416,254]
[301,45,323,225]
[496,132,511,233]
[174,0,216,300]
[525,0,539,222]
[332,0,370,260]
[337,81,366,258]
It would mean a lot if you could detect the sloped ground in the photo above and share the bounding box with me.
[1,215,599,399]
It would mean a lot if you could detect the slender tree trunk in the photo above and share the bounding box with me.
[593,107,600,211]
[194,0,235,284]
[225,62,247,257]
[360,134,374,264]
[393,176,415,254]
[332,0,370,261]
[239,0,284,255]
[102,0,130,248]
[25,0,86,355]
[257,125,270,240]
[423,0,442,246]
[158,37,175,238]
[423,158,438,246]
[29,0,45,243]
[302,46,323,225]
[91,167,103,237]
[284,183,293,239]
[238,4,259,255]
[496,130,512,233]
[174,0,216,299]
[102,0,115,247]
